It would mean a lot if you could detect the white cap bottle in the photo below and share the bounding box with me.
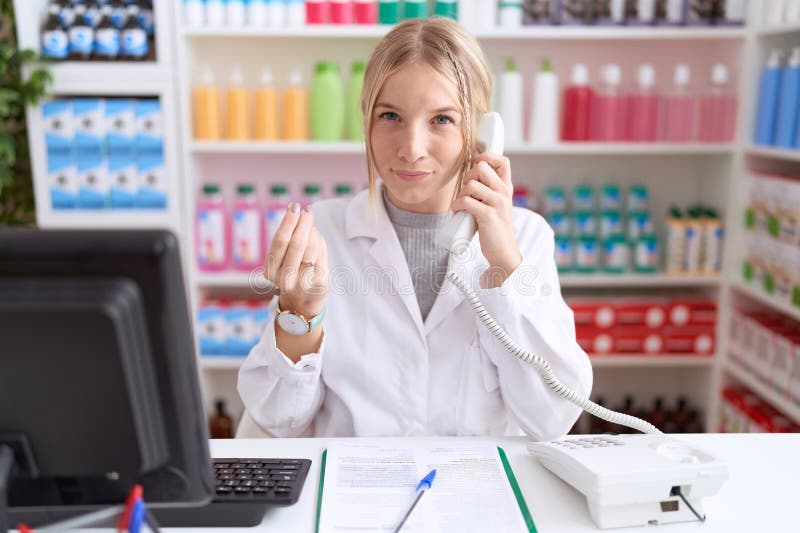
[529,58,560,145]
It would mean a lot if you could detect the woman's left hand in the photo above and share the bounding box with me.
[450,152,522,287]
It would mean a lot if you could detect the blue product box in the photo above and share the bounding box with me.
[135,99,164,156]
[135,153,167,209]
[105,99,136,159]
[77,155,108,209]
[108,155,138,208]
[253,304,270,343]
[198,304,227,356]
[226,302,257,356]
[72,98,104,160]
[48,154,78,209]
[42,100,74,157]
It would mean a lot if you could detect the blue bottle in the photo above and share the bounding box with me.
[776,48,800,148]
[754,49,783,146]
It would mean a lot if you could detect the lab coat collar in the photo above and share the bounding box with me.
[344,182,482,338]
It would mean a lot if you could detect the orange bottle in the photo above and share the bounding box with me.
[225,65,250,141]
[254,67,279,141]
[193,66,221,140]
[282,68,309,141]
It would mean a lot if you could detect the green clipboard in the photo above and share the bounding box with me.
[314,446,537,533]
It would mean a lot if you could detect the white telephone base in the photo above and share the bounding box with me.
[528,434,728,529]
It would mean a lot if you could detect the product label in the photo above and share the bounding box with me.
[198,209,226,266]
[555,238,573,270]
[198,306,227,355]
[576,239,598,269]
[42,30,69,59]
[233,209,262,266]
[227,306,258,355]
[136,156,167,209]
[94,28,120,57]
[602,239,628,271]
[574,212,597,237]
[635,238,659,270]
[600,212,623,238]
[266,207,288,241]
[122,28,148,58]
[78,157,108,209]
[108,157,138,208]
[48,156,78,209]
[69,26,94,55]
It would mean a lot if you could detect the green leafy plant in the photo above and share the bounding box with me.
[1,0,52,226]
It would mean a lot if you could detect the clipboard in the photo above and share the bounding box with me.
[314,446,537,533]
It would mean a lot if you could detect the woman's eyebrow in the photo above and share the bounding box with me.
[375,102,460,115]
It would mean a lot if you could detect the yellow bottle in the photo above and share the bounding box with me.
[254,67,279,141]
[283,68,309,141]
[193,66,221,140]
[225,65,250,141]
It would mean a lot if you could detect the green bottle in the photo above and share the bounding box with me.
[379,0,400,24]
[347,61,366,141]
[310,61,344,142]
[404,0,428,19]
[434,0,457,19]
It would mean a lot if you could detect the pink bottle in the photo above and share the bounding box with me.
[627,64,660,142]
[231,183,263,271]
[265,183,291,254]
[698,64,737,143]
[196,184,229,272]
[330,0,354,23]
[661,64,697,142]
[354,0,377,23]
[592,64,627,142]
[305,0,330,24]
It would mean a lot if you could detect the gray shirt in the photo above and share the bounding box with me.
[382,188,451,323]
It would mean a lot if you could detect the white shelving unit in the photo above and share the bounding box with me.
[725,362,800,426]
[21,1,796,430]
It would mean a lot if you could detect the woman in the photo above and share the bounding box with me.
[238,17,592,439]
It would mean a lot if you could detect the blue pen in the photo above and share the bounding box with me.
[392,469,436,533]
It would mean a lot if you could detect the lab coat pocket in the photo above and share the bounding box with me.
[456,336,505,435]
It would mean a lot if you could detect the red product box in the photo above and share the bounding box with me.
[614,300,667,329]
[612,326,665,354]
[667,299,717,327]
[569,300,616,329]
[663,326,715,355]
[575,326,614,355]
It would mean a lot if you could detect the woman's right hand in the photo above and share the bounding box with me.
[264,202,329,317]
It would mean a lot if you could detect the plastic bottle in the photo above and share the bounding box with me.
[698,64,737,143]
[225,65,250,141]
[684,207,703,273]
[629,0,657,25]
[775,48,800,148]
[529,58,559,145]
[110,0,128,29]
[255,67,279,141]
[335,183,353,197]
[196,184,229,271]
[226,0,246,26]
[184,0,206,26]
[561,63,593,142]
[500,58,524,146]
[499,0,523,27]
[764,0,785,26]
[68,5,94,60]
[301,183,323,209]
[475,0,497,30]
[265,184,291,247]
[702,208,724,274]
[306,0,330,24]
[209,400,233,439]
[232,184,263,271]
[627,64,660,142]
[330,0,354,23]
[268,0,288,27]
[347,61,366,141]
[248,0,269,26]
[121,5,148,61]
[41,6,69,60]
[310,61,344,141]
[53,0,76,29]
[287,0,306,26]
[433,0,457,19]
[355,0,378,23]
[592,64,627,142]
[283,68,309,141]
[755,49,783,146]
[665,207,685,274]
[661,64,697,142]
[655,0,684,25]
[205,0,225,26]
[193,66,222,140]
[404,0,428,19]
[94,5,121,60]
[379,0,400,24]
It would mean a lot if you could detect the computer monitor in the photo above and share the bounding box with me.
[0,229,214,529]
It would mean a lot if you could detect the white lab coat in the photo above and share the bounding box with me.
[238,183,593,440]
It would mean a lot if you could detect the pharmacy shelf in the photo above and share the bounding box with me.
[560,273,720,288]
[190,141,735,156]
[181,25,745,41]
[590,355,715,368]
[755,22,800,37]
[726,361,800,426]
[732,281,800,322]
[745,145,800,163]
[35,210,181,231]
[32,62,174,95]
[200,357,246,370]
[195,271,260,288]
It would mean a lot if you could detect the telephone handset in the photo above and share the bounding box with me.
[436,112,505,256]
[438,113,728,528]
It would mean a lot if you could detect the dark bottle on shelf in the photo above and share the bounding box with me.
[41,5,70,60]
[686,409,704,433]
[84,0,103,28]
[67,5,94,61]
[136,0,155,36]
[110,0,128,29]
[121,4,149,61]
[53,0,76,29]
[672,396,691,433]
[93,5,121,61]
[209,399,234,439]
[648,396,667,431]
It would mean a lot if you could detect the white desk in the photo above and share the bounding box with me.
[205,434,798,532]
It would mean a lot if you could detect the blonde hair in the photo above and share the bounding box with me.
[361,17,493,205]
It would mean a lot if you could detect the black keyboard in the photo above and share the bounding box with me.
[152,457,312,527]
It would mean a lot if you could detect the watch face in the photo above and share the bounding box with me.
[277,312,309,335]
